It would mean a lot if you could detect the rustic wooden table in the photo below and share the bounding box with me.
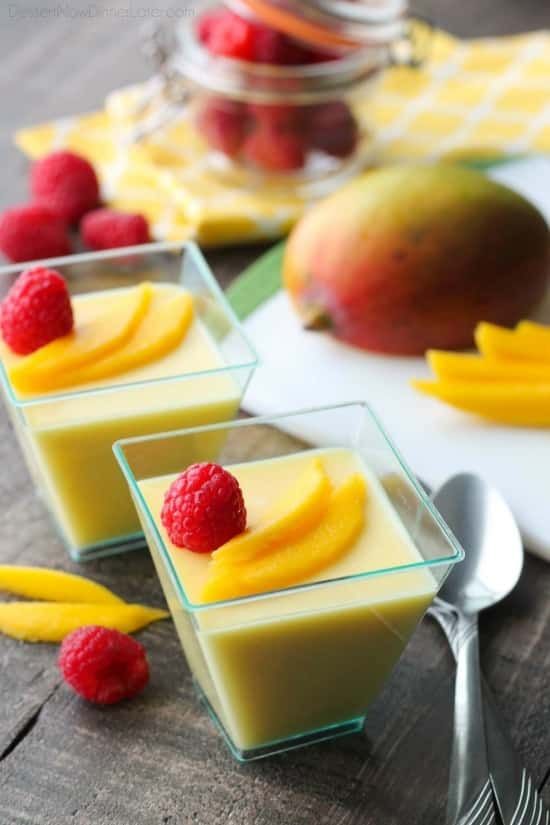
[1,2,550,823]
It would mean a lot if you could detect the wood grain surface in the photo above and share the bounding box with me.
[1,2,550,823]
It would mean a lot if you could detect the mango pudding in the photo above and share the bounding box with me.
[0,248,255,560]
[132,440,456,760]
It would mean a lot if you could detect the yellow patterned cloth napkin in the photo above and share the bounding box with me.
[16,27,550,246]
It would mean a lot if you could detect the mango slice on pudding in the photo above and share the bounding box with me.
[9,281,153,392]
[211,458,331,567]
[203,473,366,602]
[54,290,194,387]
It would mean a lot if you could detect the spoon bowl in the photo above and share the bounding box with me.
[434,473,524,616]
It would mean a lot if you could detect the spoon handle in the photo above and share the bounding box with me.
[446,611,496,825]
[431,602,547,825]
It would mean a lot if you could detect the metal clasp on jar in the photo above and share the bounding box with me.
[122,23,190,144]
[389,16,432,68]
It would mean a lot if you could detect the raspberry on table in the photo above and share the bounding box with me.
[161,463,247,553]
[243,123,306,172]
[0,203,71,264]
[0,266,74,355]
[31,150,100,224]
[197,98,249,158]
[81,208,151,251]
[59,626,150,705]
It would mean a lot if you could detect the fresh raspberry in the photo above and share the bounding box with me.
[0,204,71,264]
[161,462,247,553]
[81,208,151,251]
[1,266,73,355]
[31,150,100,224]
[243,124,306,172]
[197,8,318,66]
[59,626,149,705]
[248,103,303,130]
[309,102,359,158]
[203,10,256,61]
[197,98,249,157]
[252,26,316,65]
[301,46,341,64]
[197,8,225,44]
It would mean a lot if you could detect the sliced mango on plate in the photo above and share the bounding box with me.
[0,566,123,604]
[413,379,550,427]
[427,350,550,383]
[211,458,332,568]
[9,281,153,393]
[516,321,550,338]
[203,474,367,603]
[0,602,169,643]
[475,321,550,364]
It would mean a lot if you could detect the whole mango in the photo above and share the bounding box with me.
[283,164,550,355]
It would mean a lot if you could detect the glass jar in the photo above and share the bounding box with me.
[161,0,422,196]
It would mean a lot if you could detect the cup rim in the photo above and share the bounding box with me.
[113,401,465,613]
[0,240,258,409]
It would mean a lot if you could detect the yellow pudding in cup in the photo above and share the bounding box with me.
[0,243,257,561]
[115,404,463,760]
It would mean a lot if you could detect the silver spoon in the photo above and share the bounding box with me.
[429,474,548,825]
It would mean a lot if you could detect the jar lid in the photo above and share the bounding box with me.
[227,0,409,51]
[174,18,389,104]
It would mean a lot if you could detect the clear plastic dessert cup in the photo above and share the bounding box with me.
[114,403,463,761]
[0,242,257,562]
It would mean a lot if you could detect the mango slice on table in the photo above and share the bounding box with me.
[516,321,550,337]
[0,566,123,604]
[9,282,153,393]
[56,291,194,387]
[211,458,332,568]
[427,350,550,383]
[0,602,169,642]
[202,474,367,603]
[475,322,550,364]
[412,379,550,427]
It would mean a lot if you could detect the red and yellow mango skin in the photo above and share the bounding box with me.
[283,164,550,356]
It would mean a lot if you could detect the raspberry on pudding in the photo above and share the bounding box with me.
[0,267,73,355]
[161,462,247,553]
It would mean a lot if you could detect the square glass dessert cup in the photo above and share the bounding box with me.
[0,242,257,562]
[114,402,463,761]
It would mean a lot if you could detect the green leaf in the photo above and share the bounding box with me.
[226,242,285,320]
